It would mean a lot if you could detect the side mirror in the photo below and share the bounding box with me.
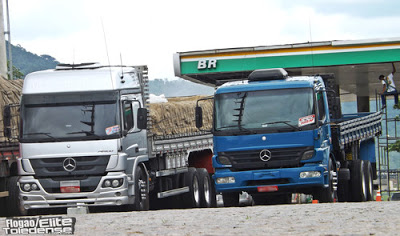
[195,106,203,129]
[137,108,148,130]
[3,105,11,138]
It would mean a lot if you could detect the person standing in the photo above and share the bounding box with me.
[379,63,399,109]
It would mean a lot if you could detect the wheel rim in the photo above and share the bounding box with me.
[137,169,148,210]
[329,169,334,199]
[361,163,367,199]
[138,179,146,209]
[193,176,200,206]
[203,177,211,205]
[329,160,337,201]
[367,165,373,200]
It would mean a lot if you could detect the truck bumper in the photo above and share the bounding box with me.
[18,172,132,210]
[213,164,328,193]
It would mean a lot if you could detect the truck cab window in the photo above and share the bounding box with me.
[317,91,326,121]
[123,101,134,131]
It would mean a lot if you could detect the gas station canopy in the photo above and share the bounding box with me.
[174,38,400,99]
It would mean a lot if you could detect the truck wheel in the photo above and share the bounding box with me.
[7,176,28,216]
[197,168,216,208]
[222,192,239,207]
[0,177,8,216]
[350,160,367,202]
[337,168,351,202]
[183,167,201,208]
[315,158,336,203]
[0,197,7,216]
[132,166,149,211]
[364,161,374,201]
[337,179,350,202]
[209,176,218,207]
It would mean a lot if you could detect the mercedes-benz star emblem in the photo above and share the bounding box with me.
[63,157,77,172]
[259,149,272,162]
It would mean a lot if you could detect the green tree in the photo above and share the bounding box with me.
[389,140,400,152]
[7,61,24,80]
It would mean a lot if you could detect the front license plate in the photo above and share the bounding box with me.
[60,180,81,193]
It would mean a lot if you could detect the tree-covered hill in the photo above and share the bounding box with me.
[5,42,59,78]
[149,78,214,97]
[5,42,214,97]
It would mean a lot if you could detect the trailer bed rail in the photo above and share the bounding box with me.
[331,111,382,148]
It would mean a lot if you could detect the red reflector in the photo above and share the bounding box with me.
[257,186,278,192]
[60,186,81,193]
[60,180,81,193]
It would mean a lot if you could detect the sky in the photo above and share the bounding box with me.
[5,0,400,80]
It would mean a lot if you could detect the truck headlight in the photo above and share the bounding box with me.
[103,180,111,187]
[20,183,40,192]
[300,171,321,178]
[22,184,31,192]
[301,150,315,160]
[112,179,121,188]
[217,155,232,165]
[31,183,39,191]
[216,177,235,184]
[103,179,123,188]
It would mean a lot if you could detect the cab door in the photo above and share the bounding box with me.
[120,94,148,158]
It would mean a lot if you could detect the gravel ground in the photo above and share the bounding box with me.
[1,201,400,236]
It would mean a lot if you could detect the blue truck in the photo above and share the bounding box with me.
[195,68,382,206]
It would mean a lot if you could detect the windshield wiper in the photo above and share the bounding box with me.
[66,131,105,139]
[262,121,302,131]
[216,125,256,134]
[24,132,60,141]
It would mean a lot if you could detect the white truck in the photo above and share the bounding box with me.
[10,63,215,215]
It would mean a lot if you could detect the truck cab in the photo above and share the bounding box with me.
[199,68,337,205]
[15,63,150,214]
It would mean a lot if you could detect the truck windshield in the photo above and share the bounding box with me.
[20,92,120,142]
[214,88,315,135]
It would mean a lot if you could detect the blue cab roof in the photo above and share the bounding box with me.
[215,76,319,95]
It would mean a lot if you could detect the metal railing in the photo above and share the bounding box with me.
[376,91,400,198]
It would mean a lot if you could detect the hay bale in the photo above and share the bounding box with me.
[0,76,23,143]
[149,95,213,137]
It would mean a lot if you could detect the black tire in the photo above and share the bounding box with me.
[130,165,149,211]
[209,176,218,207]
[315,158,336,203]
[0,177,8,216]
[337,168,351,202]
[350,160,367,202]
[364,161,374,201]
[183,167,201,208]
[6,176,27,216]
[0,196,7,217]
[222,192,239,207]
[197,168,216,208]
[337,179,350,202]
